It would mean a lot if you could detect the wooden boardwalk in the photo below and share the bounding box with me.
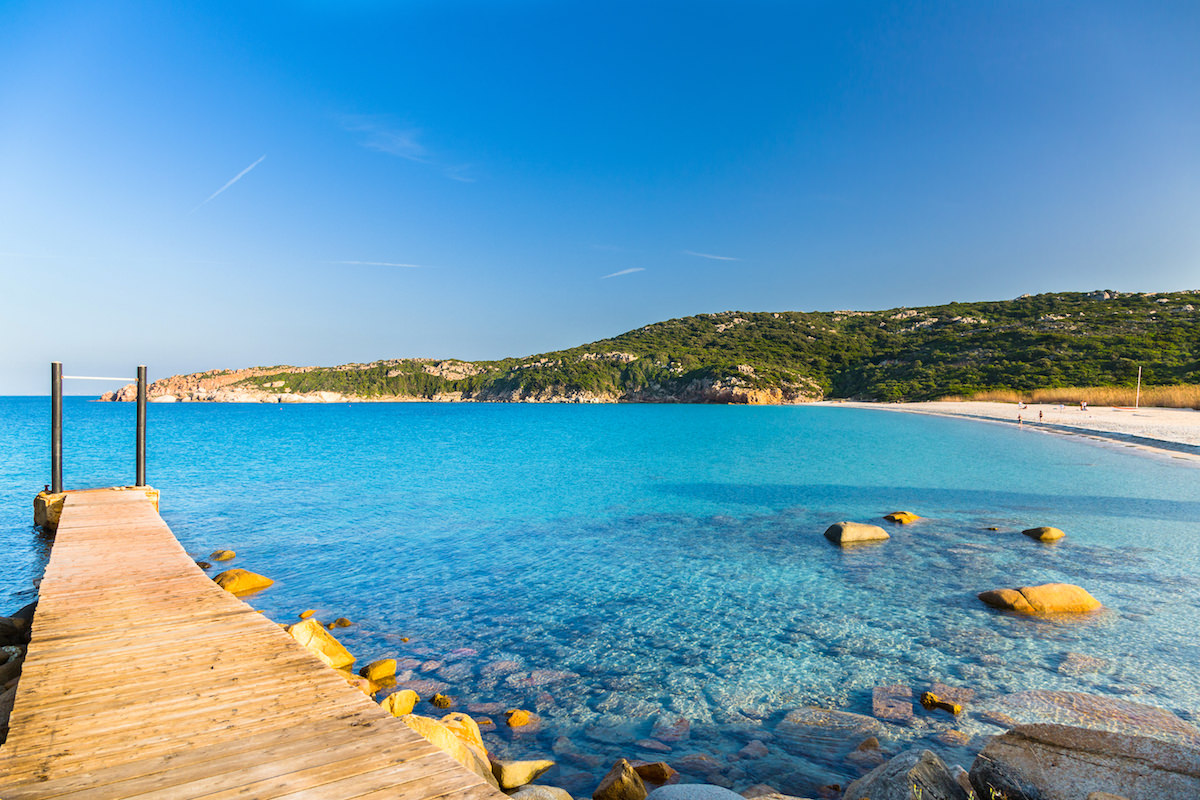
[0,488,505,799]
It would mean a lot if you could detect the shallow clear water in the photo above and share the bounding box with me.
[2,398,1199,794]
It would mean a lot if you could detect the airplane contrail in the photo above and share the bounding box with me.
[191,155,266,213]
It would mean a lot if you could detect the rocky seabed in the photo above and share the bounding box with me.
[191,512,1200,800]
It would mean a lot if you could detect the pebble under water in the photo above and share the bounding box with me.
[2,398,1199,796]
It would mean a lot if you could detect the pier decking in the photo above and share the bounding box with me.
[0,488,504,799]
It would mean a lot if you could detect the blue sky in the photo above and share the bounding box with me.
[2,1,1198,394]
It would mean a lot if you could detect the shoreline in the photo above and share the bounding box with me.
[822,400,1200,463]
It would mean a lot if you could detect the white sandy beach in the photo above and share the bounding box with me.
[823,400,1200,461]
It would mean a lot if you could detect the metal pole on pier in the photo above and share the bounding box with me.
[51,362,63,493]
[136,365,147,486]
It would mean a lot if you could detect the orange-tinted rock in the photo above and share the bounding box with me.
[213,568,273,596]
[299,609,316,619]
[380,689,419,716]
[921,692,962,715]
[507,708,533,728]
[824,521,890,545]
[1022,526,1065,542]
[491,758,556,791]
[593,758,646,800]
[631,761,677,785]
[210,549,236,561]
[883,511,921,524]
[979,583,1102,615]
[430,693,453,709]
[360,658,396,682]
[284,617,354,669]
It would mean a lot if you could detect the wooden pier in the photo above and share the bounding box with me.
[0,488,504,799]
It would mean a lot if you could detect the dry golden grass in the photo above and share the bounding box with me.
[942,385,1200,409]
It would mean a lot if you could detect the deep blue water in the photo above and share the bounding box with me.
[2,397,1199,795]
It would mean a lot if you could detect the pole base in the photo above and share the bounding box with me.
[34,491,67,532]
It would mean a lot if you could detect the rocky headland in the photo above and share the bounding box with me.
[99,290,1200,406]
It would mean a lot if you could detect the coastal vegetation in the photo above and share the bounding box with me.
[106,290,1200,404]
[954,384,1200,408]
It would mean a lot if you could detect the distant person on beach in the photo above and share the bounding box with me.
[1039,409,1043,422]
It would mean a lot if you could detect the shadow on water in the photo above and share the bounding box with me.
[660,482,1200,523]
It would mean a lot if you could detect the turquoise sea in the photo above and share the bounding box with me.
[2,397,1199,795]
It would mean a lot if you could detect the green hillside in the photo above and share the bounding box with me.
[233,290,1200,402]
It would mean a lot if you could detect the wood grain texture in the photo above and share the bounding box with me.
[0,488,505,800]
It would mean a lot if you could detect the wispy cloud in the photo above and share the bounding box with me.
[191,155,266,213]
[329,260,428,268]
[601,267,645,279]
[342,115,473,182]
[684,250,740,261]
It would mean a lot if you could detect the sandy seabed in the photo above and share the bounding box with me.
[820,400,1200,462]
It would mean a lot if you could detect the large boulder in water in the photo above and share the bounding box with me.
[213,568,273,596]
[284,617,355,669]
[844,749,969,800]
[380,689,419,717]
[1022,526,1065,542]
[492,759,556,791]
[978,583,1101,614]
[594,758,647,800]
[969,724,1200,800]
[824,521,889,546]
[399,713,498,788]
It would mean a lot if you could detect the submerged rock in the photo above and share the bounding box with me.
[824,521,890,546]
[970,723,1200,800]
[1022,525,1065,542]
[507,708,535,728]
[978,583,1102,614]
[430,693,453,709]
[650,715,691,742]
[1058,651,1111,675]
[284,617,354,669]
[872,684,914,723]
[983,691,1200,747]
[844,749,969,800]
[209,549,236,561]
[775,707,884,758]
[213,568,273,596]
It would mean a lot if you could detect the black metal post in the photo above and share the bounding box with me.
[51,361,63,493]
[136,365,147,487]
